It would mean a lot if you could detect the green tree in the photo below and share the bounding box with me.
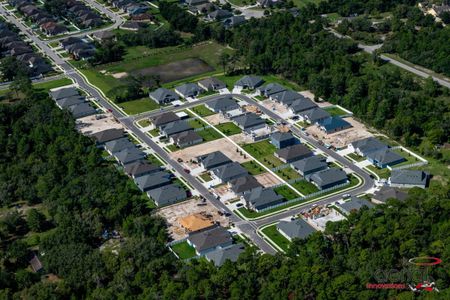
[26,209,46,232]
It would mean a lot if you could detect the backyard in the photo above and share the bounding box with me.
[274,185,298,200]
[323,106,349,116]
[276,167,301,181]
[291,180,319,195]
[171,241,196,259]
[215,122,242,136]
[191,104,215,117]
[197,128,223,142]
[242,140,283,168]
[241,161,265,175]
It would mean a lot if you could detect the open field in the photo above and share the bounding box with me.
[119,98,160,115]
[261,224,290,252]
[215,122,242,136]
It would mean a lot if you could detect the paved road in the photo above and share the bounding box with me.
[327,28,450,89]
[0,4,277,254]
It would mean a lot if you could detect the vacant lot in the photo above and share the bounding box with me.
[254,172,282,187]
[76,113,122,135]
[119,98,160,115]
[133,58,214,85]
[191,104,215,117]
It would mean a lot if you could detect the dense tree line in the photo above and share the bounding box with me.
[159,2,199,33]
[382,7,450,76]
[316,0,418,16]
[1,89,449,298]
[118,27,182,48]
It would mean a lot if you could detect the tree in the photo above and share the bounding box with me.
[26,209,46,232]
[219,53,230,74]
[9,75,32,98]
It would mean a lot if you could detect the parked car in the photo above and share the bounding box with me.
[236,203,243,207]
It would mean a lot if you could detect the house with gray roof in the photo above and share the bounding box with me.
[349,137,388,157]
[185,0,208,5]
[291,156,328,177]
[104,137,135,154]
[197,151,231,170]
[289,98,318,113]
[229,175,262,195]
[235,75,264,89]
[389,170,429,189]
[54,95,85,108]
[205,243,245,266]
[212,162,248,183]
[277,218,315,241]
[366,149,405,168]
[148,184,187,206]
[124,160,159,179]
[372,186,408,204]
[231,113,266,132]
[310,168,348,190]
[270,131,297,149]
[243,187,284,212]
[207,9,233,20]
[151,111,180,128]
[135,171,172,192]
[50,87,79,100]
[317,116,352,134]
[205,96,239,113]
[198,77,226,91]
[91,128,124,145]
[275,144,313,163]
[187,226,233,256]
[160,120,192,137]
[67,103,97,119]
[301,108,331,124]
[337,197,375,215]
[170,131,203,148]
[114,147,146,166]
[174,83,204,99]
[223,15,246,28]
[256,83,286,97]
[149,88,179,104]
[270,90,304,106]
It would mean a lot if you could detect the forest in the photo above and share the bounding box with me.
[0,87,449,298]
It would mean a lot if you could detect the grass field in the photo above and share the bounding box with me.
[392,149,420,167]
[323,106,348,116]
[171,241,196,259]
[241,161,265,175]
[366,165,391,179]
[119,98,160,115]
[191,104,215,117]
[242,140,283,168]
[197,128,223,142]
[261,224,290,252]
[274,185,298,200]
[189,118,208,129]
[276,167,301,181]
[216,74,304,91]
[215,122,242,136]
[199,172,212,182]
[291,180,319,195]
[0,77,72,98]
[292,0,325,8]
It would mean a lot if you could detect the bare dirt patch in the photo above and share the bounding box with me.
[204,113,226,125]
[132,58,214,85]
[170,137,251,168]
[157,198,229,241]
[305,117,372,148]
[254,172,282,187]
[111,72,128,79]
[76,113,123,135]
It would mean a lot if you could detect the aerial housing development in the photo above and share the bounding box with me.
[0,0,448,297]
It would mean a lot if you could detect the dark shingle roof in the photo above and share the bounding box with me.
[56,96,86,109]
[271,131,296,144]
[235,75,264,89]
[390,170,428,186]
[212,162,248,181]
[114,147,146,165]
[271,90,304,105]
[291,156,328,174]
[243,187,284,209]
[232,113,265,129]
[188,226,233,252]
[149,88,179,103]
[151,111,180,127]
[50,87,79,100]
[366,149,405,166]
[67,103,97,118]
[206,96,239,112]
[257,83,286,96]
[338,197,374,214]
[197,151,231,169]
[318,116,351,133]
[175,83,203,97]
[289,98,318,113]
[171,130,203,145]
[372,187,408,203]
[160,120,192,136]
[350,137,388,156]
[198,77,226,90]
[124,160,159,177]
[205,244,245,266]
[148,184,186,206]
[229,175,262,194]
[104,137,135,153]
[310,168,348,187]
[275,144,313,161]
[303,108,331,123]
[91,128,124,143]
[277,218,315,240]
[135,171,172,190]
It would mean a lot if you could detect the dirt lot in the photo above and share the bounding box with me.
[254,172,282,187]
[76,113,123,135]
[132,58,214,84]
[305,117,372,148]
[170,137,251,169]
[204,113,226,125]
[157,198,229,240]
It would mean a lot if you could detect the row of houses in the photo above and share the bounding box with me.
[60,37,96,60]
[109,0,150,16]
[184,0,246,28]
[9,0,68,35]
[0,21,52,77]
[59,0,104,29]
[50,87,97,118]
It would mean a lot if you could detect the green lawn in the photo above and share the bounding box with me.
[167,144,179,152]
[215,122,242,136]
[242,140,275,158]
[197,128,223,142]
[323,106,348,116]
[148,128,160,137]
[188,118,208,129]
[171,241,197,259]
[191,104,215,117]
[35,77,73,91]
[347,152,366,162]
[392,149,419,167]
[276,167,301,181]
[261,224,290,252]
[118,98,160,115]
[291,180,319,195]
[138,119,151,127]
[199,172,212,182]
[366,165,391,179]
[292,0,325,8]
[147,154,164,166]
[274,185,298,200]
[241,161,265,175]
